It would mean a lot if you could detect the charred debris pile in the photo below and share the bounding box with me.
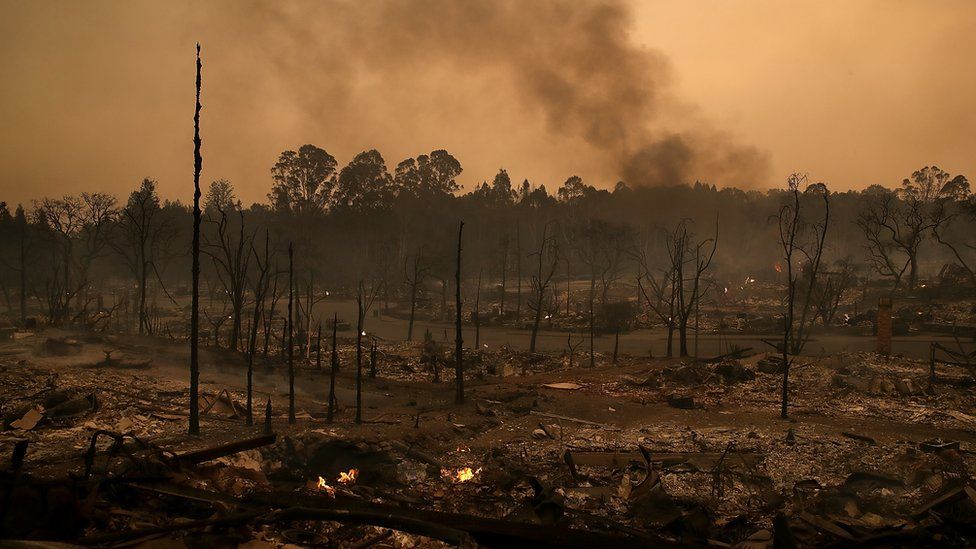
[1,328,975,548]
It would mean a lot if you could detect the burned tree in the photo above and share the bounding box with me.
[454,221,464,404]
[203,196,251,351]
[635,226,680,357]
[857,167,964,290]
[112,179,175,335]
[328,311,338,422]
[403,247,431,341]
[567,219,630,367]
[245,230,273,425]
[515,222,522,323]
[528,222,560,353]
[775,175,830,419]
[675,217,718,358]
[34,192,118,324]
[287,242,295,424]
[473,269,483,349]
[811,257,856,327]
[355,278,381,423]
[189,43,203,436]
[932,189,976,290]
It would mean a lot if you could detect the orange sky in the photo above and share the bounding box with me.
[1,0,974,206]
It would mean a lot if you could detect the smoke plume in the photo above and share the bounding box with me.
[199,0,769,188]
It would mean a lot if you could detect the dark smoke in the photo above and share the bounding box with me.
[201,0,769,187]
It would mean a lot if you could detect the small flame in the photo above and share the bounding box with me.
[337,468,359,485]
[442,466,481,483]
[316,476,336,497]
[774,262,783,273]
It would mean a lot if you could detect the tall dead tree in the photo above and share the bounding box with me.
[529,222,560,353]
[454,221,465,404]
[474,269,482,349]
[189,44,202,436]
[355,279,381,423]
[676,217,718,357]
[287,243,295,424]
[355,283,364,423]
[775,175,830,419]
[245,229,272,426]
[112,179,174,335]
[636,230,679,357]
[499,234,509,317]
[404,247,430,341]
[515,222,522,323]
[204,205,251,351]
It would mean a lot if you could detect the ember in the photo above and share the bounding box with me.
[442,466,481,483]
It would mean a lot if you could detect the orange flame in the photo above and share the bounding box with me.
[337,468,359,485]
[316,476,336,497]
[442,466,481,483]
[774,262,783,273]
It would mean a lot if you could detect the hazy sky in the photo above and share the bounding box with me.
[1,0,974,206]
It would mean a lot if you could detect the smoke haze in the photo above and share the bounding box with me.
[1,0,973,204]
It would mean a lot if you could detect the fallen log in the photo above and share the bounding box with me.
[250,493,674,548]
[174,433,277,466]
[390,440,445,469]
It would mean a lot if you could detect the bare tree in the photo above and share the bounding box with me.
[327,311,338,422]
[515,222,522,323]
[454,221,465,404]
[812,257,856,326]
[775,175,830,419]
[112,179,175,335]
[528,222,560,353]
[34,192,118,324]
[245,230,273,425]
[473,268,482,349]
[204,202,251,351]
[933,194,976,290]
[635,225,681,357]
[287,243,295,424]
[498,233,509,317]
[403,247,430,341]
[857,167,964,290]
[355,278,382,423]
[567,219,630,366]
[675,217,718,357]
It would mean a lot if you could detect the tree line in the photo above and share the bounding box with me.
[0,144,973,363]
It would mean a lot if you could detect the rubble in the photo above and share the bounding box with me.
[0,328,975,546]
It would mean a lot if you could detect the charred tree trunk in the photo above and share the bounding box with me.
[515,222,522,323]
[500,236,508,317]
[588,275,595,368]
[304,275,313,359]
[18,233,27,325]
[355,283,364,423]
[287,243,295,424]
[454,221,464,404]
[328,312,338,422]
[316,324,322,370]
[188,44,203,436]
[407,279,418,341]
[474,269,482,350]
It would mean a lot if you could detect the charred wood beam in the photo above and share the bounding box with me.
[174,433,277,466]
